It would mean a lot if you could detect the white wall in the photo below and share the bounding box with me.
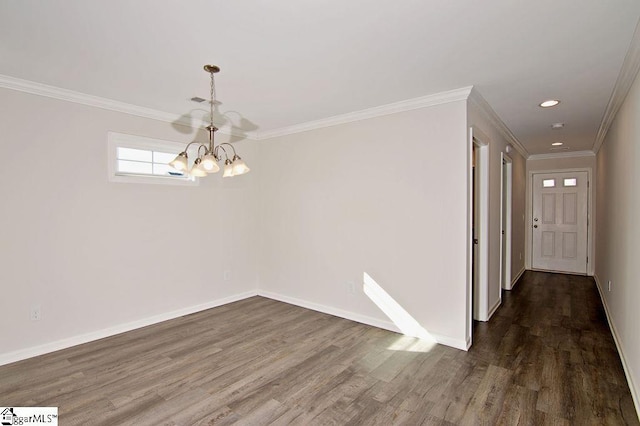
[594,70,640,413]
[0,88,259,361]
[467,94,527,319]
[257,101,470,348]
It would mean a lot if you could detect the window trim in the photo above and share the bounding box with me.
[107,132,199,186]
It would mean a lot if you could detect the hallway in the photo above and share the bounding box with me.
[469,271,638,424]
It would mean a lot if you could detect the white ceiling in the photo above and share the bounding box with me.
[1,0,639,155]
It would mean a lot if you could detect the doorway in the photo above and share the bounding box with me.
[531,171,589,274]
[500,154,512,290]
[471,135,489,322]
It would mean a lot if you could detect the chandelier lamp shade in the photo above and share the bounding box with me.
[168,65,250,178]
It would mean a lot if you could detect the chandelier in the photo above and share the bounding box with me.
[169,65,250,178]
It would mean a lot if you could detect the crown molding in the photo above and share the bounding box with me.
[0,74,503,147]
[467,88,529,159]
[1,73,472,142]
[0,74,250,139]
[528,150,595,161]
[594,20,640,153]
[254,86,474,140]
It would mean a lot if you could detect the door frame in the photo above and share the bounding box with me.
[468,126,490,345]
[525,167,594,275]
[500,153,512,290]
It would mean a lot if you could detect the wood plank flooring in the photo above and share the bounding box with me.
[1,271,638,425]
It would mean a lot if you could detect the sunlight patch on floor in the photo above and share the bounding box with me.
[363,272,437,352]
[386,335,437,353]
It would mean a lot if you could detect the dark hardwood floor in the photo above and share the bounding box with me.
[1,272,637,425]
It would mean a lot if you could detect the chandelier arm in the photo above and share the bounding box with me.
[218,142,237,157]
[183,141,203,153]
[214,144,229,161]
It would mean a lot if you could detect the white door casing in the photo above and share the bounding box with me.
[531,171,588,274]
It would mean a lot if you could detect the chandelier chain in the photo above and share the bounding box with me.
[209,71,216,127]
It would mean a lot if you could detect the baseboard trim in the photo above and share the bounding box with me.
[510,267,526,289]
[593,274,640,419]
[434,333,469,352]
[487,298,501,320]
[0,288,472,366]
[257,290,468,351]
[258,289,400,331]
[0,290,258,367]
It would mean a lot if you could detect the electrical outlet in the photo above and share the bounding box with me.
[30,306,41,321]
[608,280,612,292]
[224,270,232,281]
[520,252,522,260]
[347,281,356,294]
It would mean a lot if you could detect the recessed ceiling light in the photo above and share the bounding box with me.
[539,100,560,108]
[551,122,565,129]
[552,142,563,146]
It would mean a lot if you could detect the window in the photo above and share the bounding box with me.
[542,179,555,188]
[563,178,577,187]
[108,132,198,186]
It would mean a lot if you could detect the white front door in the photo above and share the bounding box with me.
[532,171,588,274]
